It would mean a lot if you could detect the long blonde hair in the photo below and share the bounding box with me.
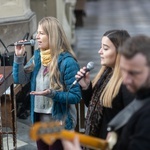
[38,17,77,90]
[93,30,130,107]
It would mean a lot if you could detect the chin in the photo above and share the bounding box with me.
[38,46,42,49]
[101,63,105,66]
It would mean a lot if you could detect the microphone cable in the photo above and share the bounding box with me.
[62,61,94,130]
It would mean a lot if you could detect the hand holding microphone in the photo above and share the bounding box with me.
[9,39,35,57]
[13,40,27,57]
[73,62,94,89]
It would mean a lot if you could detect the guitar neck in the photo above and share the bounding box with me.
[59,130,108,150]
[38,130,108,150]
[30,122,109,150]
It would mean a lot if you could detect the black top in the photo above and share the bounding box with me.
[82,83,134,139]
[115,88,150,150]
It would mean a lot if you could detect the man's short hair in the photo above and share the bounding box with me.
[119,35,150,66]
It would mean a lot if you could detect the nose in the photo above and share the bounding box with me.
[122,72,132,85]
[98,48,103,54]
[36,33,40,39]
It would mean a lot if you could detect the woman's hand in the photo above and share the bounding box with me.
[62,137,81,150]
[30,89,50,96]
[14,40,26,56]
[75,66,91,90]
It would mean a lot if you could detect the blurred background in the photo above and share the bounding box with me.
[0,0,150,149]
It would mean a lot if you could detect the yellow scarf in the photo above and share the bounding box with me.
[40,49,52,66]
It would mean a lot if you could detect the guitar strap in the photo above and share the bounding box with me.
[107,97,150,131]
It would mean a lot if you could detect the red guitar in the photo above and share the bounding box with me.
[30,121,117,150]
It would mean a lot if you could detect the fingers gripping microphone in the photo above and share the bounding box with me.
[72,61,94,85]
[8,39,35,46]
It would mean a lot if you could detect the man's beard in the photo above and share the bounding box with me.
[137,70,150,92]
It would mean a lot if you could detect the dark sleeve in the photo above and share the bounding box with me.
[117,104,150,150]
[81,82,93,107]
[127,107,150,150]
[121,84,135,106]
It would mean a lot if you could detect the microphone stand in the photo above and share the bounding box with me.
[0,38,14,66]
[0,38,9,85]
[0,39,8,66]
[0,38,11,150]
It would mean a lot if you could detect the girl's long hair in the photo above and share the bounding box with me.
[92,30,130,107]
[38,17,77,90]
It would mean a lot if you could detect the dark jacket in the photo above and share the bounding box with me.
[82,83,134,139]
[116,88,150,150]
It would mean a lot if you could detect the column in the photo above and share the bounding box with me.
[0,0,37,60]
[30,0,76,45]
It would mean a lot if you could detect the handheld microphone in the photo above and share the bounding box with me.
[72,61,94,85]
[8,39,35,46]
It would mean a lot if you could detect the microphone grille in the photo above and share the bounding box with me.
[87,61,94,71]
[30,39,35,46]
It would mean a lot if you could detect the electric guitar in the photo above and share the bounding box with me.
[30,121,117,150]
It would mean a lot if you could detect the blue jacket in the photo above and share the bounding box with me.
[13,49,81,129]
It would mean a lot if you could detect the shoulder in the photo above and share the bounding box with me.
[126,101,150,132]
[136,101,150,118]
[58,52,77,63]
[58,52,79,71]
